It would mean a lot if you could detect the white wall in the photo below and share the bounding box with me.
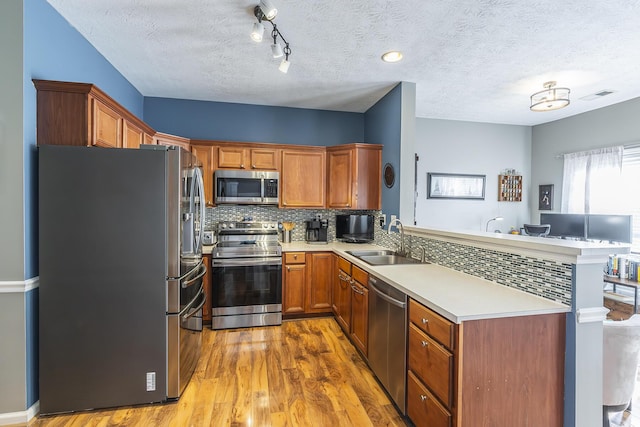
[415,118,532,233]
[531,97,640,221]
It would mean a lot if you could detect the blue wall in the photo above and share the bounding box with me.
[144,97,364,146]
[364,84,402,217]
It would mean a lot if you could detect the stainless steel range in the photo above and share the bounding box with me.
[211,221,282,329]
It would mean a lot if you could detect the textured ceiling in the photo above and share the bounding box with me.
[46,0,640,126]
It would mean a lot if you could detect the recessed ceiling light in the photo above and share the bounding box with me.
[381,51,403,63]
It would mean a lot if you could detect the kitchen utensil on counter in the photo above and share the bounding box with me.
[282,221,295,243]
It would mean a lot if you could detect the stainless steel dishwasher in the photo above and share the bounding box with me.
[368,275,408,414]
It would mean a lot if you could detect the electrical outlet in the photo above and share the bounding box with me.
[391,214,397,224]
[380,214,386,227]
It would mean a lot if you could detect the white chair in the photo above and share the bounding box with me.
[603,314,640,427]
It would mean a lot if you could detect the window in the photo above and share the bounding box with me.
[622,146,640,253]
[562,145,640,252]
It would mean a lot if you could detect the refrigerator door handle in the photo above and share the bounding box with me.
[196,167,205,253]
[183,293,206,320]
[182,263,207,288]
[178,283,204,317]
[168,258,203,282]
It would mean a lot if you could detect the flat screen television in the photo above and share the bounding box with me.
[540,213,586,239]
[586,214,633,243]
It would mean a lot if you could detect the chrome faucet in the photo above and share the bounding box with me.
[387,218,406,256]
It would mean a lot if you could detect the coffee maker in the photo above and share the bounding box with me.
[305,218,329,244]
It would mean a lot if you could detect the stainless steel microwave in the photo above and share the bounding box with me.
[214,170,279,205]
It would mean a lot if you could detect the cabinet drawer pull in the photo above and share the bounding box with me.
[293,254,298,259]
[420,394,428,402]
[240,164,245,169]
[421,340,429,347]
[252,164,256,168]
[422,318,429,324]
[287,266,290,271]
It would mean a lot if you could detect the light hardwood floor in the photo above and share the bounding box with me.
[27,318,407,427]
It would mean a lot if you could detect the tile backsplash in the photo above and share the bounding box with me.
[375,232,573,306]
[205,206,380,242]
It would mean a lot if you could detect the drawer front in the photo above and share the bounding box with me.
[351,265,368,287]
[337,257,351,275]
[284,252,306,264]
[409,299,455,350]
[407,370,451,427]
[408,323,453,408]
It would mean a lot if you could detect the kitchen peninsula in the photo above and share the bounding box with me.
[275,226,627,427]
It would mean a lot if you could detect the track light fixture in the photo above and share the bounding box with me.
[251,2,292,73]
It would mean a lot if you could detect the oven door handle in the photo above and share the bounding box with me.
[182,263,207,288]
[212,257,282,267]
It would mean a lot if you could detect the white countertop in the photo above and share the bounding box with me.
[279,241,570,324]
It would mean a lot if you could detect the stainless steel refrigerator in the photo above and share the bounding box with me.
[38,144,206,414]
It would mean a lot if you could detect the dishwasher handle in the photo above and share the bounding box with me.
[369,282,406,308]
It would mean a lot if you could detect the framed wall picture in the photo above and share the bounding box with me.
[427,173,486,200]
[538,184,554,210]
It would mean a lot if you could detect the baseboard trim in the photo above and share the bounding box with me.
[0,277,39,293]
[0,400,39,426]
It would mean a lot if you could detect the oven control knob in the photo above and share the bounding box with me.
[270,224,275,228]
[262,223,268,228]
[220,223,227,229]
[228,223,235,228]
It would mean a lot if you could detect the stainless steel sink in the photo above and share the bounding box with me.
[358,254,422,265]
[346,250,396,257]
[346,250,424,266]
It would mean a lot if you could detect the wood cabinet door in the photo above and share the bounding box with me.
[305,252,333,313]
[92,98,121,148]
[191,144,215,206]
[333,267,352,333]
[123,120,144,149]
[250,148,279,170]
[327,148,353,208]
[353,146,382,210]
[217,146,247,169]
[350,279,369,356]
[283,263,306,314]
[281,149,326,208]
[202,254,212,323]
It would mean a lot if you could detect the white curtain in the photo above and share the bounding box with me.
[561,146,624,214]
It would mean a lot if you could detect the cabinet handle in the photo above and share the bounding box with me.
[293,254,298,259]
[240,164,245,169]
[422,318,429,324]
[351,285,365,295]
[252,164,256,168]
[420,395,428,402]
[287,266,290,272]
[421,340,429,347]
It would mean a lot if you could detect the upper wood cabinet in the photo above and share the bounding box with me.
[154,132,191,151]
[33,80,154,149]
[190,143,216,207]
[327,143,382,210]
[217,146,279,170]
[281,147,326,208]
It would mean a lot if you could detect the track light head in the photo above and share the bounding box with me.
[258,0,277,20]
[250,21,264,42]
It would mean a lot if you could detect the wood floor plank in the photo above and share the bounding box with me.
[29,318,407,427]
